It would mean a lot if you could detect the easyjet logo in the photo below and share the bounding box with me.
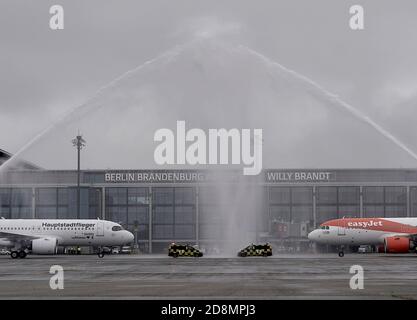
[347,220,383,228]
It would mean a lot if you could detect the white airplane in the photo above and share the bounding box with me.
[308,217,417,257]
[0,218,134,259]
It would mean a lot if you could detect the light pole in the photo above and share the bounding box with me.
[72,134,86,219]
[133,220,139,253]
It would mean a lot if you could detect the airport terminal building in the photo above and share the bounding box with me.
[1,147,417,253]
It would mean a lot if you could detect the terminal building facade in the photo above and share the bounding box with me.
[1,152,417,253]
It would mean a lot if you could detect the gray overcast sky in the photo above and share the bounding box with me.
[1,0,417,170]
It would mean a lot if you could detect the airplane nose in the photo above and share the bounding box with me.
[308,230,317,241]
[127,231,134,243]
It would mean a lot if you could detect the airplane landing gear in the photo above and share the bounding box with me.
[10,250,27,259]
[338,245,345,257]
[97,247,105,258]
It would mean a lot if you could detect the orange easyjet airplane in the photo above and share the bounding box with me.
[308,218,417,257]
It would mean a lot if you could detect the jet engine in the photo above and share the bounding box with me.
[0,238,13,247]
[31,238,58,255]
[384,236,412,253]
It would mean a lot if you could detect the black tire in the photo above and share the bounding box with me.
[262,252,268,257]
[240,252,247,257]
[18,251,27,259]
[338,251,344,257]
[10,251,18,259]
[173,252,179,258]
[98,252,105,258]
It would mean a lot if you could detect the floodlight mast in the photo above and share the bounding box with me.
[72,134,86,219]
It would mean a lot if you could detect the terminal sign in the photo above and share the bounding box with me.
[104,171,206,183]
[102,170,334,183]
[266,171,333,182]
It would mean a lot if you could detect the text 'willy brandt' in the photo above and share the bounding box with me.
[266,171,333,182]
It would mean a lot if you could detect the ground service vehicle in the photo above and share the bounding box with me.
[358,245,373,253]
[168,243,203,257]
[0,249,10,255]
[238,243,273,257]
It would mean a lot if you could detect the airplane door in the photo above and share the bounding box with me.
[338,219,346,236]
[96,221,104,236]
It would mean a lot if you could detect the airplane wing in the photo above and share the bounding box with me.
[0,231,41,243]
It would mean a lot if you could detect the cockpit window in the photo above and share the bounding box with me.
[112,225,123,231]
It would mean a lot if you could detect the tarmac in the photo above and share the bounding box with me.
[0,253,417,299]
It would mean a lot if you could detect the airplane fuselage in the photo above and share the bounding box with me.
[308,217,417,246]
[0,219,134,248]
